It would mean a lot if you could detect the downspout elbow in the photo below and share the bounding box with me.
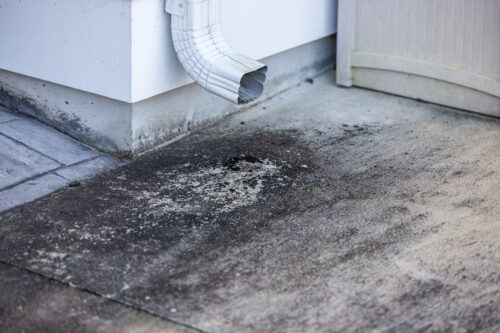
[166,0,267,104]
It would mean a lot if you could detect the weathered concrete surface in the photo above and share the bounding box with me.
[0,72,499,332]
[0,134,61,188]
[0,263,196,333]
[0,174,69,212]
[0,107,122,212]
[0,106,21,123]
[54,155,122,181]
[0,118,100,165]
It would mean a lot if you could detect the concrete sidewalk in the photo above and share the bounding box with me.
[0,72,499,332]
[0,106,122,212]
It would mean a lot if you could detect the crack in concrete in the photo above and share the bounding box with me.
[0,258,209,333]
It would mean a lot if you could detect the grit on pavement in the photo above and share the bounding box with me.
[0,72,499,332]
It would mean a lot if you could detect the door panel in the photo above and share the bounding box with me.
[337,0,500,117]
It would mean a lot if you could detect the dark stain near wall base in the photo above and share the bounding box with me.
[0,86,124,155]
[0,125,427,302]
[0,263,194,333]
[0,108,499,332]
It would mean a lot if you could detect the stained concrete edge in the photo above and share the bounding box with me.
[1,72,498,331]
[0,35,335,156]
[0,174,69,212]
[0,105,125,212]
[0,262,198,333]
[0,72,133,154]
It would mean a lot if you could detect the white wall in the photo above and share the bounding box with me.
[0,0,132,102]
[130,0,338,102]
[0,0,337,103]
[222,0,337,60]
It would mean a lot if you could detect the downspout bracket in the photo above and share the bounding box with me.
[165,0,185,17]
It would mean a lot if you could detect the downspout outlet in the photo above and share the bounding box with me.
[166,0,268,104]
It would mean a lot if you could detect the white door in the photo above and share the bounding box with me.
[336,0,500,117]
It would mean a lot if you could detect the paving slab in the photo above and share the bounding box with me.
[55,155,122,181]
[0,73,499,332]
[0,107,21,123]
[0,134,61,189]
[0,119,100,166]
[0,263,197,333]
[0,173,69,211]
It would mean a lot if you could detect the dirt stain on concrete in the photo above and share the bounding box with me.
[0,76,499,332]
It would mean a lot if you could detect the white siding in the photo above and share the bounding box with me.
[337,0,500,116]
[130,0,338,102]
[0,0,338,103]
[0,0,132,102]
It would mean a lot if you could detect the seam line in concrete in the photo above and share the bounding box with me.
[0,167,67,192]
[0,155,104,191]
[0,258,209,333]
[0,152,112,191]
[0,119,18,125]
[52,155,107,180]
[0,132,64,166]
[0,170,67,193]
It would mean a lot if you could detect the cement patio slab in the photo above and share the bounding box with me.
[0,107,21,123]
[0,108,122,212]
[0,118,100,166]
[0,263,197,333]
[0,134,61,189]
[0,73,499,332]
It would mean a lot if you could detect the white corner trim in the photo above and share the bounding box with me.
[336,0,354,87]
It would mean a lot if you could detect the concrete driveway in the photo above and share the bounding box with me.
[0,72,499,332]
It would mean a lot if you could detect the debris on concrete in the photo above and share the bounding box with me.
[0,72,499,332]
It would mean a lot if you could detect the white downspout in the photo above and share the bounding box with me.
[165,0,267,104]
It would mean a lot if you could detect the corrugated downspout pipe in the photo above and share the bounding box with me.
[165,0,267,104]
